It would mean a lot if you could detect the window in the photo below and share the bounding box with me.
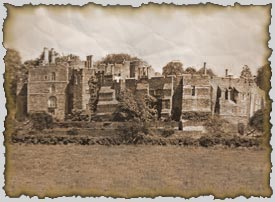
[48,96,57,108]
[191,86,195,96]
[165,100,170,109]
[225,89,228,100]
[51,72,56,81]
[44,75,48,80]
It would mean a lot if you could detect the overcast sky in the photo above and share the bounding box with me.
[4,4,270,76]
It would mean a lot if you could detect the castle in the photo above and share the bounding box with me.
[20,48,265,128]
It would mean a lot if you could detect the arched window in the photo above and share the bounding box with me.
[48,96,57,108]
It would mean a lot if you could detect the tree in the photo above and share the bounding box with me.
[249,109,264,132]
[255,64,271,91]
[162,61,184,76]
[113,88,140,121]
[113,88,157,122]
[98,53,143,64]
[197,67,216,76]
[240,65,252,79]
[88,75,101,113]
[4,49,22,104]
[137,94,158,122]
[184,67,197,74]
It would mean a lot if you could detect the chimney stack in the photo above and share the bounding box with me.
[50,48,56,64]
[86,55,93,69]
[203,62,207,75]
[43,47,49,65]
[225,69,228,77]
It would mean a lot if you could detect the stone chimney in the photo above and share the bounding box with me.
[50,48,56,64]
[43,47,49,64]
[225,69,228,77]
[86,55,93,69]
[203,62,207,75]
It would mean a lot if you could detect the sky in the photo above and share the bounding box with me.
[4,4,271,76]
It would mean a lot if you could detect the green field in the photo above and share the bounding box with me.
[5,144,272,198]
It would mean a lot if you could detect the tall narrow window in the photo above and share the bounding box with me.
[51,72,56,81]
[225,89,228,100]
[191,86,195,96]
[75,75,78,85]
[48,96,57,108]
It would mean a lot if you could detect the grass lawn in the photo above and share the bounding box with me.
[5,144,272,198]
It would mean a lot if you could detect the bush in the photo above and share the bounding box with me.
[117,122,149,144]
[161,129,175,138]
[203,115,233,135]
[67,110,89,121]
[249,109,264,132]
[181,111,211,121]
[30,112,53,131]
[67,128,78,136]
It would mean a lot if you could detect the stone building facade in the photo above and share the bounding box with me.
[25,48,266,125]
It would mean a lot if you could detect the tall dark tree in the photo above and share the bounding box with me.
[255,64,271,91]
[88,75,101,113]
[4,49,22,104]
[240,65,252,79]
[162,61,184,76]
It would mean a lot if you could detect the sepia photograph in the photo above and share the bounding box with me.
[1,1,273,199]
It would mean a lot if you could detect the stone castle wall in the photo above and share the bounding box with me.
[27,65,69,120]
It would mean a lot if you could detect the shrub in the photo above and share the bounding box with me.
[181,111,211,121]
[67,128,78,136]
[161,129,175,138]
[249,109,264,132]
[117,122,149,144]
[203,115,233,135]
[29,112,53,131]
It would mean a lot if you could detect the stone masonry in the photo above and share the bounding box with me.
[26,48,266,125]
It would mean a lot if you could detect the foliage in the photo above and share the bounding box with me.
[113,88,158,122]
[249,109,264,132]
[255,64,271,91]
[55,54,80,63]
[30,112,53,131]
[88,75,101,113]
[98,53,144,65]
[137,94,158,122]
[161,129,175,138]
[182,111,211,121]
[117,122,149,144]
[184,67,197,74]
[67,109,89,121]
[197,67,216,76]
[4,49,22,104]
[240,65,252,79]
[67,128,79,136]
[162,61,184,76]
[203,115,232,135]
[113,89,140,121]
